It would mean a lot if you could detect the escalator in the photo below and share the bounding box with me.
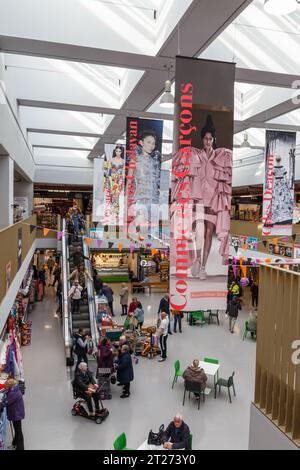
[68,239,91,334]
[62,220,98,365]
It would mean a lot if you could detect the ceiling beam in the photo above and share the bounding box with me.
[27,128,103,138]
[235,68,300,89]
[0,35,173,72]
[18,99,173,121]
[235,120,300,134]
[235,94,300,133]
[32,144,93,152]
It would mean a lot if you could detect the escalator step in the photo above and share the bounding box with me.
[72,320,90,328]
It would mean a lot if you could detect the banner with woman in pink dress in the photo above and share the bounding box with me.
[170,57,235,312]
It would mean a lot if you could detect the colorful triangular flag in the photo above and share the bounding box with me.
[96,240,103,248]
[262,240,268,248]
[43,228,50,237]
[108,242,114,249]
[86,237,92,247]
[118,243,123,253]
[56,231,63,240]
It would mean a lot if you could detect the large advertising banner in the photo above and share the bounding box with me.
[92,146,126,226]
[262,130,296,236]
[170,57,235,311]
[103,144,126,226]
[125,117,163,240]
[92,157,105,223]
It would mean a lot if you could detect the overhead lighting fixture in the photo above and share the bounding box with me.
[240,132,251,149]
[264,0,298,15]
[160,80,174,108]
[160,65,174,109]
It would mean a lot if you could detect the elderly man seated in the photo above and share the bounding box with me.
[183,359,208,398]
[73,362,100,416]
[162,414,190,450]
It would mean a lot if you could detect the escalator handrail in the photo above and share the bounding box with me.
[62,219,72,359]
[82,239,99,346]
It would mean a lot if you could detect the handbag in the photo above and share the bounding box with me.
[147,424,165,446]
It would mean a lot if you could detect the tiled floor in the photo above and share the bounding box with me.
[19,285,256,450]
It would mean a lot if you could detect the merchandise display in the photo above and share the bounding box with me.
[92,252,129,282]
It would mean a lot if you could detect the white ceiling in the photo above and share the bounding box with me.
[0,0,299,170]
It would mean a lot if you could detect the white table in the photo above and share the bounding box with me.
[137,440,164,451]
[137,440,184,451]
[199,361,220,394]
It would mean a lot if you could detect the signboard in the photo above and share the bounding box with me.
[262,130,296,236]
[170,57,235,311]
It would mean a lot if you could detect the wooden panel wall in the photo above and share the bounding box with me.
[254,264,300,448]
[0,215,36,304]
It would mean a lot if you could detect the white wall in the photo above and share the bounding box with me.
[0,54,35,183]
[249,404,299,450]
[34,165,93,185]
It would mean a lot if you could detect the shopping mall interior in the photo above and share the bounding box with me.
[0,0,300,453]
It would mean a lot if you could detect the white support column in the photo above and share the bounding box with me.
[0,155,14,229]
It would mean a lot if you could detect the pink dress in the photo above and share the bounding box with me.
[171,147,232,262]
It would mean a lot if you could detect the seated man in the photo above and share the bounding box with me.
[162,414,190,450]
[73,362,100,416]
[248,312,257,338]
[183,359,208,397]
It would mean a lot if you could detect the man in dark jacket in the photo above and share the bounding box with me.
[250,281,259,309]
[183,359,207,397]
[74,328,90,370]
[4,379,25,450]
[73,363,100,416]
[116,345,134,398]
[94,276,104,296]
[162,415,190,450]
[228,297,242,333]
[158,294,172,335]
[102,284,115,316]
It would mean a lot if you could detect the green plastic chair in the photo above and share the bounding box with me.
[113,432,132,450]
[243,321,256,341]
[188,433,193,450]
[172,360,184,388]
[189,311,205,327]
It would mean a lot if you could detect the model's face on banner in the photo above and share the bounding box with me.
[114,148,122,158]
[202,132,214,150]
[140,136,156,155]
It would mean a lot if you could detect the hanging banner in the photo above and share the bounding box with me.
[170,57,235,311]
[17,227,22,270]
[262,130,296,236]
[102,144,126,226]
[92,158,105,223]
[247,237,259,251]
[125,117,163,240]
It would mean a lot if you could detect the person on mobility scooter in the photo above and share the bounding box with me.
[72,362,109,424]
